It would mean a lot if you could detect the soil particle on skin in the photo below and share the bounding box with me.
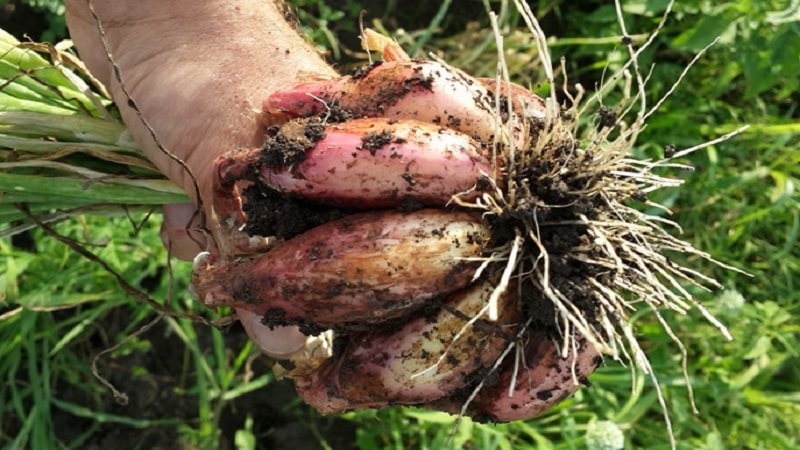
[465,231,485,246]
[242,183,350,240]
[402,72,435,92]
[343,63,436,118]
[446,354,460,367]
[350,61,383,79]
[358,129,395,155]
[321,99,356,123]
[484,91,511,123]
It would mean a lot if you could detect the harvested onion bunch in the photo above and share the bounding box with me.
[191,12,742,429]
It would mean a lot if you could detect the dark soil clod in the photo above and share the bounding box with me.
[597,106,617,129]
[259,118,328,169]
[242,183,351,240]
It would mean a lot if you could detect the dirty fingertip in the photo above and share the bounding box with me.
[236,308,308,359]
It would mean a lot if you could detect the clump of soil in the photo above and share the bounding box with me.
[260,119,327,169]
[242,183,351,241]
[473,115,613,341]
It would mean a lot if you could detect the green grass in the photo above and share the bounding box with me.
[0,216,275,449]
[1,0,798,449]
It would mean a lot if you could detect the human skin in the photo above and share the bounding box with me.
[64,0,337,356]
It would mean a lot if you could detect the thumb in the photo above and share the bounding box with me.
[236,308,310,359]
[160,203,212,261]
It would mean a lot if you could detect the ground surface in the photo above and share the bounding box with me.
[48,307,356,450]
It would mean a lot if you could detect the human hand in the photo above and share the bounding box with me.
[66,0,599,421]
[65,0,336,357]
